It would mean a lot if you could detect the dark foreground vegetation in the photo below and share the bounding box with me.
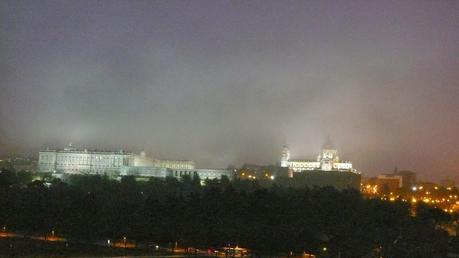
[0,237,155,258]
[0,170,456,258]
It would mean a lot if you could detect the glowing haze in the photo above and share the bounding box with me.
[1,1,458,182]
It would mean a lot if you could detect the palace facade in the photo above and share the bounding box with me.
[38,145,134,175]
[38,144,232,181]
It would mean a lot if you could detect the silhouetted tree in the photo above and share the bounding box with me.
[0,174,453,257]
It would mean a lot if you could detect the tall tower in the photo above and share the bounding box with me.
[318,136,339,171]
[280,145,290,168]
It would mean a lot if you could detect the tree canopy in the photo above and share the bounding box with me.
[0,171,453,258]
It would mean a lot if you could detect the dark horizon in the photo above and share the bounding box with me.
[1,0,459,182]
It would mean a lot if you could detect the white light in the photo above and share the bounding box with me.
[412,186,417,191]
[270,176,275,180]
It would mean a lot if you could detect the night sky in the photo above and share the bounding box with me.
[1,0,458,182]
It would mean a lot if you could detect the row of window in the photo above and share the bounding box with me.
[290,163,320,168]
[40,161,125,167]
[174,170,198,177]
[59,169,114,173]
[40,156,130,167]
[40,154,129,162]
[158,164,194,169]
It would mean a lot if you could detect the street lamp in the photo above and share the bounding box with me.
[123,236,127,248]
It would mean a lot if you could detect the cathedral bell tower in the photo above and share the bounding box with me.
[280,145,293,178]
[281,145,290,167]
[318,136,339,171]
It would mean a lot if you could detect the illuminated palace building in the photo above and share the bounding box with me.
[279,140,360,190]
[38,145,134,175]
[38,144,232,181]
[280,139,358,174]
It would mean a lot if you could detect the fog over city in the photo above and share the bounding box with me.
[1,0,458,181]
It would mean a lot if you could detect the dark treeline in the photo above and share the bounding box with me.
[0,170,454,258]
